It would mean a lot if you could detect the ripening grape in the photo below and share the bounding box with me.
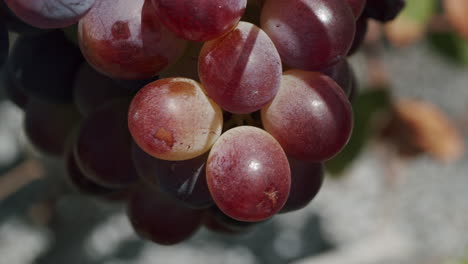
[206,126,291,222]
[128,77,223,161]
[261,70,353,161]
[198,21,281,114]
[151,0,247,42]
[78,0,186,79]
[260,0,356,70]
[4,0,95,28]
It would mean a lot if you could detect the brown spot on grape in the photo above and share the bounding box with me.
[264,188,278,207]
[153,128,174,148]
[112,21,131,40]
[168,81,197,96]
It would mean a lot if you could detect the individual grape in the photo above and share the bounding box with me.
[203,206,258,234]
[128,77,223,161]
[73,63,138,116]
[260,0,355,71]
[4,0,95,29]
[321,59,353,97]
[24,100,81,156]
[348,14,368,56]
[206,126,291,222]
[280,159,324,213]
[126,185,203,245]
[65,138,124,198]
[261,70,353,161]
[6,30,83,104]
[1,67,29,109]
[131,143,213,209]
[346,0,367,19]
[75,99,139,188]
[151,0,247,42]
[0,22,8,68]
[0,1,48,34]
[78,0,186,80]
[364,0,405,22]
[198,21,281,114]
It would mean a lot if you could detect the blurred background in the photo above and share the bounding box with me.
[2,0,468,263]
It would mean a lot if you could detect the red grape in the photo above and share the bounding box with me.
[348,14,368,56]
[198,21,281,114]
[151,0,247,41]
[261,70,353,161]
[4,0,95,29]
[206,126,290,222]
[128,78,223,161]
[78,0,186,79]
[260,0,356,70]
[321,59,353,97]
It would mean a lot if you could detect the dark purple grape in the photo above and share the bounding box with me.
[126,186,203,245]
[1,66,29,109]
[4,0,96,29]
[206,126,291,222]
[73,63,137,116]
[280,160,324,213]
[364,0,405,22]
[75,99,139,188]
[346,0,367,19]
[321,59,353,97]
[203,206,258,234]
[24,100,81,156]
[6,30,83,104]
[261,70,353,162]
[260,0,356,70]
[0,21,8,68]
[131,143,213,209]
[348,14,368,56]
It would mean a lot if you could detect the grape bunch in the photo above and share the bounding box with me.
[0,0,405,245]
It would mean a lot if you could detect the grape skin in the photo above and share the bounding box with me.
[346,0,367,19]
[75,99,139,188]
[128,77,223,161]
[280,159,323,213]
[126,186,203,245]
[78,0,186,80]
[131,143,213,209]
[261,70,353,162]
[198,21,281,114]
[260,0,356,70]
[4,0,95,29]
[206,126,291,222]
[152,0,247,42]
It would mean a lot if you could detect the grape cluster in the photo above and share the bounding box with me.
[0,0,405,245]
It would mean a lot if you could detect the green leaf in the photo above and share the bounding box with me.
[427,31,468,66]
[399,0,436,24]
